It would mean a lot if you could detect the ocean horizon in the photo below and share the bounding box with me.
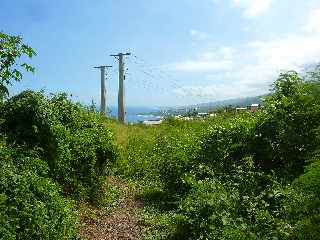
[108,106,163,123]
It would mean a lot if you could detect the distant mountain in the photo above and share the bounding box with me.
[156,95,267,116]
[190,95,266,111]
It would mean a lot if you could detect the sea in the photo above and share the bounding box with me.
[109,106,163,123]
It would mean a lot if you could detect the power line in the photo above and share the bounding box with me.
[130,55,196,97]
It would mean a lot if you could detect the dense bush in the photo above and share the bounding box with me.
[1,33,121,239]
[282,126,320,239]
[195,114,258,178]
[0,90,119,239]
[175,178,241,239]
[0,91,118,198]
[117,69,320,239]
[0,138,78,239]
[252,71,320,179]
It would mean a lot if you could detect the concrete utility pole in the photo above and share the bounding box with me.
[110,53,131,123]
[94,65,112,116]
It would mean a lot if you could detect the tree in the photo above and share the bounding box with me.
[0,32,36,97]
[272,70,303,97]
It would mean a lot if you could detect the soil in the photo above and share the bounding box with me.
[79,177,144,240]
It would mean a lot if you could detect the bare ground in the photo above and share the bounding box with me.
[79,177,144,240]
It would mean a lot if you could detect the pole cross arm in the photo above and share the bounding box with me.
[110,53,131,57]
[94,65,113,69]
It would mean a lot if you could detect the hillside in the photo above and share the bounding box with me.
[155,95,266,116]
[192,95,265,109]
[1,32,320,240]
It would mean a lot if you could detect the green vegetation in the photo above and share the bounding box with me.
[1,32,319,239]
[0,32,35,98]
[0,91,119,239]
[114,69,320,239]
[0,33,118,239]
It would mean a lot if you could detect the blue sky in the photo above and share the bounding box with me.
[2,0,320,107]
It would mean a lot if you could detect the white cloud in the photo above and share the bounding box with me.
[172,6,320,100]
[173,82,262,99]
[303,8,320,33]
[173,63,274,99]
[166,60,233,72]
[174,29,320,99]
[232,0,273,18]
[166,47,235,72]
[223,33,320,96]
[243,26,250,32]
[249,34,320,70]
[201,47,235,60]
[190,29,210,40]
[219,47,235,60]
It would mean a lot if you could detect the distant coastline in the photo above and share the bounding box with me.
[109,106,163,123]
[106,95,266,123]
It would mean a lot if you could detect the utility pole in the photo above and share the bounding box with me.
[110,52,131,123]
[94,65,112,116]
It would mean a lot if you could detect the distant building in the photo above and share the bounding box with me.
[251,103,260,112]
[143,119,163,125]
[182,117,192,121]
[236,107,247,112]
[197,112,209,118]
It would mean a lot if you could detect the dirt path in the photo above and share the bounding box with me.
[79,177,144,240]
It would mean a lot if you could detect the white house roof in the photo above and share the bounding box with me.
[143,119,163,125]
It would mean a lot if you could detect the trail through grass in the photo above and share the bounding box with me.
[79,176,144,240]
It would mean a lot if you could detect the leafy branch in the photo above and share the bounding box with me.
[0,32,36,97]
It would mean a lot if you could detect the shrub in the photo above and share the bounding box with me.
[175,177,241,239]
[115,69,320,240]
[253,71,320,179]
[0,139,78,240]
[0,90,118,199]
[283,148,320,239]
[196,113,258,178]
